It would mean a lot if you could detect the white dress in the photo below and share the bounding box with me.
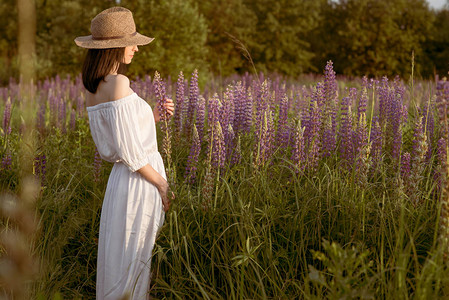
[87,93,165,300]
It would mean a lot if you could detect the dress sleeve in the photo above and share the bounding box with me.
[92,100,150,172]
[109,101,150,172]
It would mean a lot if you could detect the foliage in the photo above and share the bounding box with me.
[3,0,449,84]
[310,0,433,77]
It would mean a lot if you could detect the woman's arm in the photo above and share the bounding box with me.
[137,164,171,212]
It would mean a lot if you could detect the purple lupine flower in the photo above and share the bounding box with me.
[378,76,390,128]
[195,95,206,142]
[184,125,201,184]
[37,103,46,133]
[76,95,84,117]
[231,134,242,166]
[225,123,236,164]
[412,116,428,163]
[70,109,76,131]
[208,94,220,131]
[154,71,168,123]
[254,109,275,168]
[2,97,11,135]
[408,116,428,205]
[324,61,337,109]
[322,116,336,158]
[174,71,185,137]
[242,87,253,134]
[354,113,371,188]
[211,120,225,170]
[369,116,382,174]
[222,86,235,152]
[93,148,102,183]
[34,154,47,184]
[186,69,199,137]
[276,91,289,150]
[338,93,354,166]
[154,71,174,183]
[59,98,66,133]
[324,61,338,139]
[233,81,243,134]
[291,119,305,173]
[1,152,12,170]
[358,76,369,117]
[306,101,321,171]
[401,152,411,180]
[254,80,270,134]
[234,81,253,135]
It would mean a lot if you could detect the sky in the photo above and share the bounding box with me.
[428,0,447,9]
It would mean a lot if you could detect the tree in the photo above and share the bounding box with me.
[243,0,323,76]
[311,0,433,78]
[128,0,209,80]
[196,0,257,77]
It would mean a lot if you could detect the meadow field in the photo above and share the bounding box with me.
[2,62,449,299]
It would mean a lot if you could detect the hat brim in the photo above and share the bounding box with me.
[74,32,154,49]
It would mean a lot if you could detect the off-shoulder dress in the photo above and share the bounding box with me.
[87,92,165,300]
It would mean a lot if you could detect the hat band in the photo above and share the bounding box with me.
[92,31,137,41]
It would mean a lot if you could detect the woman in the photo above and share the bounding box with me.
[75,7,174,299]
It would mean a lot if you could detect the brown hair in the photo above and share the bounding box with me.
[82,48,127,94]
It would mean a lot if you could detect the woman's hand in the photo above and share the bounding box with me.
[153,98,175,123]
[136,164,174,212]
[157,179,174,212]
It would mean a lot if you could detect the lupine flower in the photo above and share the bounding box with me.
[211,121,226,170]
[222,86,235,151]
[208,94,220,131]
[195,96,206,143]
[437,138,448,190]
[70,109,76,131]
[369,116,382,174]
[324,61,337,109]
[339,94,354,166]
[185,125,201,184]
[354,114,371,189]
[291,119,305,173]
[233,81,243,134]
[2,97,11,135]
[174,71,185,138]
[324,61,338,138]
[93,148,102,183]
[201,168,214,211]
[400,152,410,183]
[306,97,321,171]
[358,76,369,116]
[231,134,242,166]
[34,154,47,184]
[242,88,253,134]
[276,92,289,149]
[408,116,428,205]
[186,69,199,137]
[1,152,12,170]
[225,123,236,164]
[154,71,174,183]
[59,98,66,133]
[37,103,46,133]
[254,109,274,169]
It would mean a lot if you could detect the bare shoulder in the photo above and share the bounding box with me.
[105,74,134,101]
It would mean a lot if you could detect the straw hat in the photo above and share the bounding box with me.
[74,7,154,49]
